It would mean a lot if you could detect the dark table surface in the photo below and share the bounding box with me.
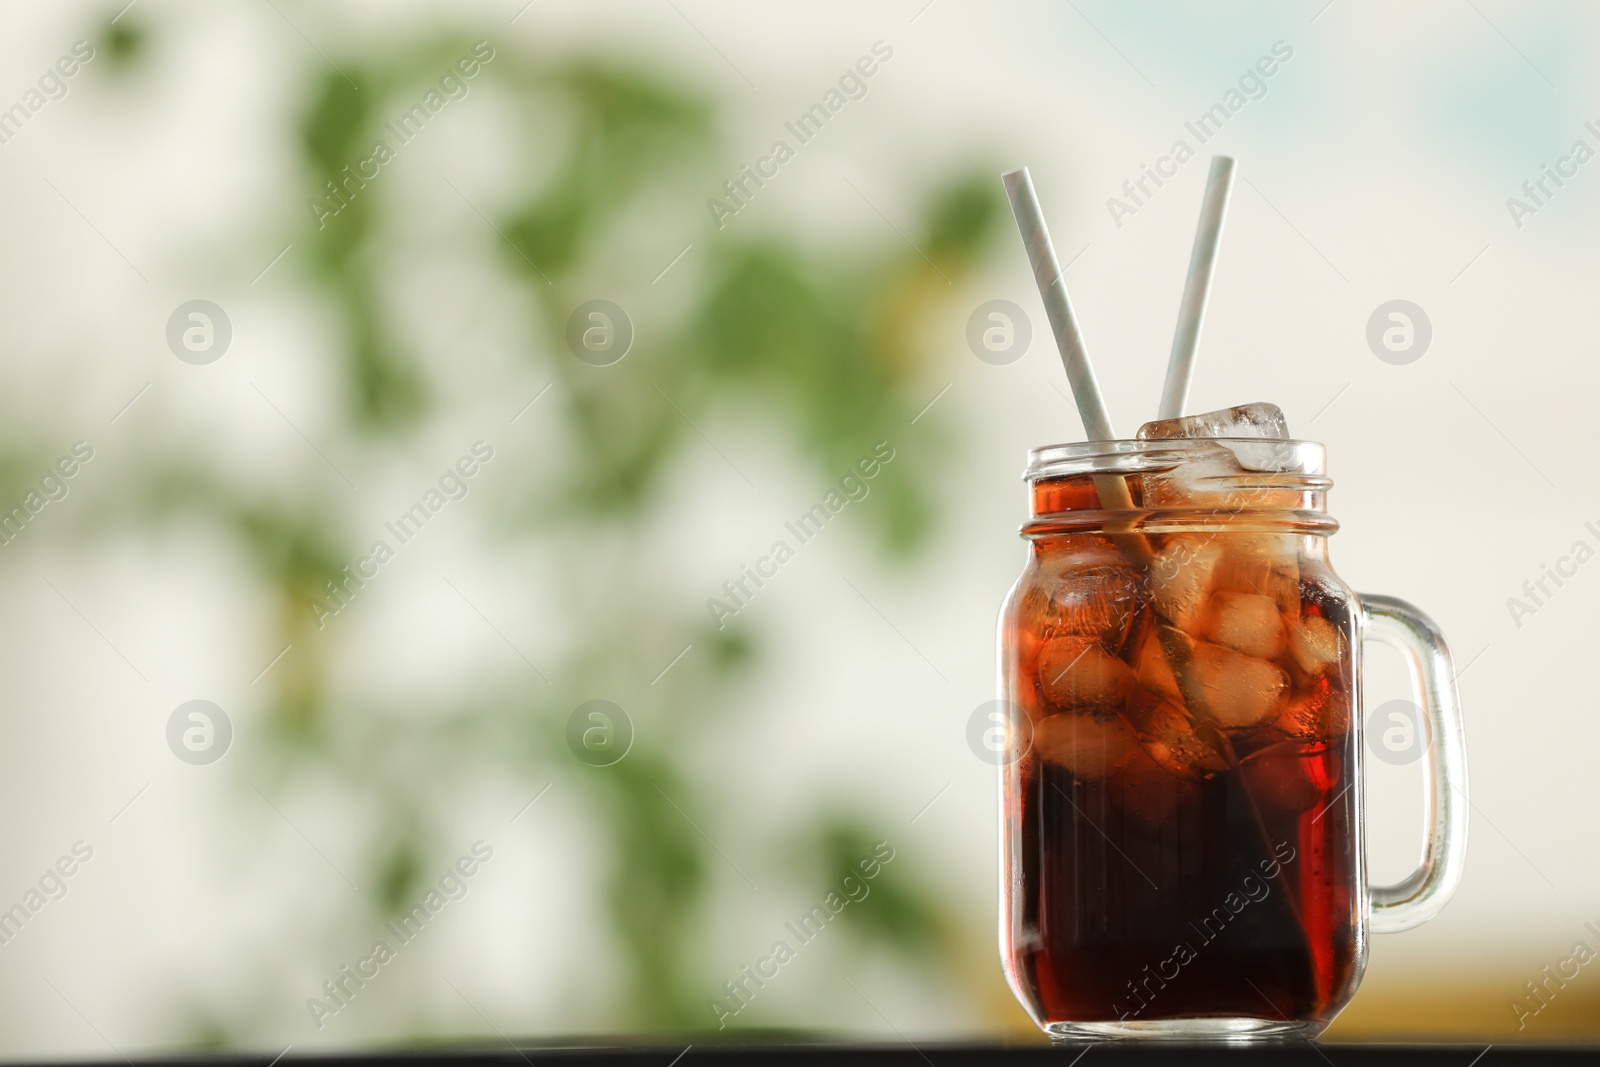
[65,1042,1600,1067]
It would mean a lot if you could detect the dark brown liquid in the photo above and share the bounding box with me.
[1002,475,1362,1027]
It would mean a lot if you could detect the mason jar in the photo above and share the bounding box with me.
[995,437,1468,1041]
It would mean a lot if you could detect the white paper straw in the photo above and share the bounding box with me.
[1001,167,1117,442]
[1002,167,1137,517]
[1157,155,1235,421]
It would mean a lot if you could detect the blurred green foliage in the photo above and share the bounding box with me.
[89,12,1004,1040]
[102,16,143,68]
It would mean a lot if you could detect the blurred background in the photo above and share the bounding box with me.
[0,0,1595,1057]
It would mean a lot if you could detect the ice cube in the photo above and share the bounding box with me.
[1024,547,1143,643]
[1138,441,1248,509]
[1288,614,1345,675]
[1126,688,1228,779]
[1212,545,1302,615]
[1032,712,1136,779]
[1137,402,1290,441]
[1203,592,1287,660]
[1276,675,1351,742]
[1147,536,1222,630]
[1137,404,1304,513]
[1181,637,1289,728]
[1038,636,1135,714]
[1132,627,1184,703]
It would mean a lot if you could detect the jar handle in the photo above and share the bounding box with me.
[1358,594,1470,934]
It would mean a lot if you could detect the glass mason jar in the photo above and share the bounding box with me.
[995,437,1468,1042]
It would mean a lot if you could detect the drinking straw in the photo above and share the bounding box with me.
[1001,168,1120,442]
[1143,162,1314,976]
[1001,168,1135,513]
[1156,155,1235,420]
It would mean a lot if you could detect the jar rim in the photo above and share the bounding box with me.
[1025,437,1327,483]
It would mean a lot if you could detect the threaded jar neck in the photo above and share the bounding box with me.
[1022,438,1338,539]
